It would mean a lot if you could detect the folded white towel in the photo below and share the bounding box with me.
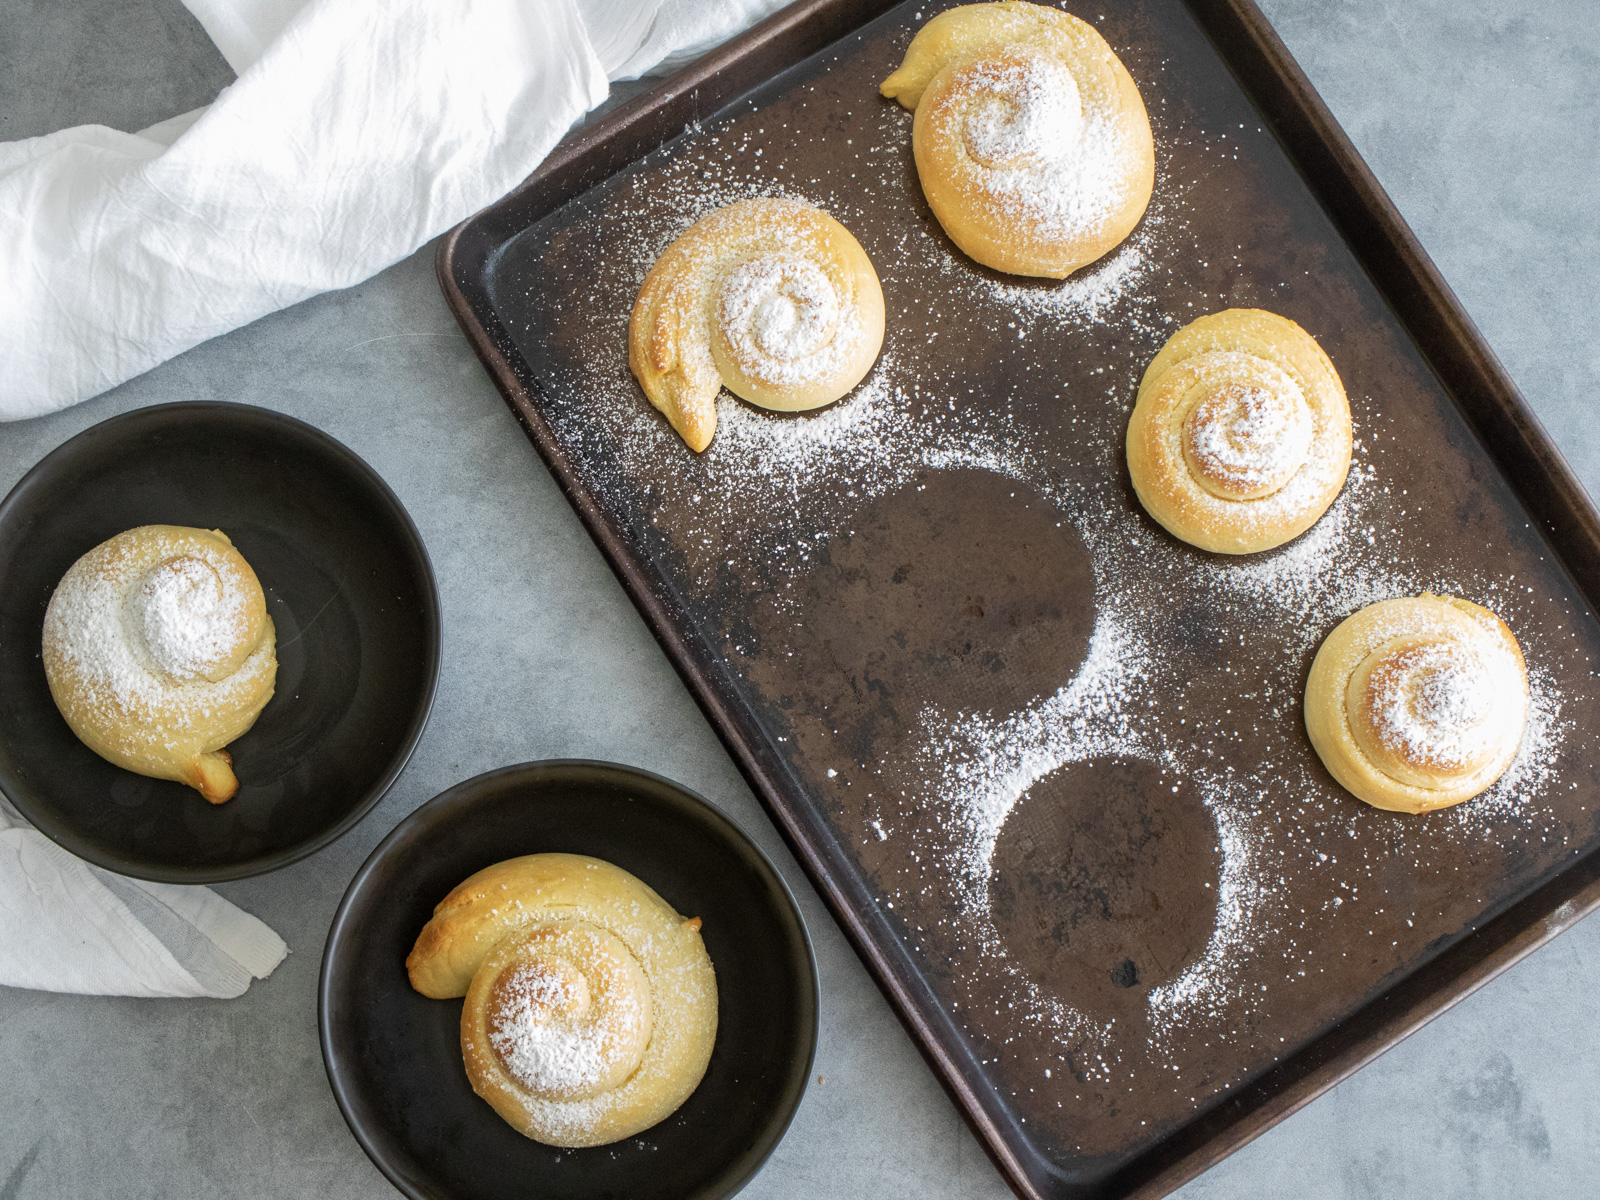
[0,0,790,421]
[0,799,287,998]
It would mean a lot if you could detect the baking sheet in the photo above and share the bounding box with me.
[440,1,1600,1194]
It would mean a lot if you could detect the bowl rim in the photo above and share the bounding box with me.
[0,400,442,883]
[317,758,821,1200]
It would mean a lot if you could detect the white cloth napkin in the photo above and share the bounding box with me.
[0,798,288,998]
[0,0,791,421]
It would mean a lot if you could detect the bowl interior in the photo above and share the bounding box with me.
[320,761,818,1200]
[0,402,438,880]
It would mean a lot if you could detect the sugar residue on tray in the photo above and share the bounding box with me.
[898,593,1274,1044]
[925,606,1156,897]
[507,75,1597,1139]
[1144,791,1269,1032]
[1198,448,1398,628]
[1435,659,1572,824]
[695,359,917,495]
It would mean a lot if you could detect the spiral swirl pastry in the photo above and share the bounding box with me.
[1305,595,1528,813]
[407,853,718,1147]
[1125,308,1352,554]
[628,197,886,452]
[41,525,276,804]
[880,1,1155,279]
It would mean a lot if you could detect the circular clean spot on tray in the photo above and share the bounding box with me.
[988,757,1221,1014]
[748,468,1096,762]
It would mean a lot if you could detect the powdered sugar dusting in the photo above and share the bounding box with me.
[132,555,247,681]
[932,608,1154,898]
[492,964,605,1096]
[1184,376,1314,500]
[939,50,1133,244]
[42,528,273,736]
[962,53,1083,166]
[717,252,855,386]
[1150,348,1345,537]
[1365,641,1518,774]
[1146,793,1269,1030]
[1473,661,1571,818]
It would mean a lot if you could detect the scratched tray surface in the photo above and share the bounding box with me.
[484,0,1600,1189]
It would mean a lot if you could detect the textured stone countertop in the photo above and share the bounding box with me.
[2,2,1597,1198]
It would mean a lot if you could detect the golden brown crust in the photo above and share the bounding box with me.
[882,1,1154,279]
[41,525,276,803]
[627,197,885,452]
[408,854,718,1147]
[1125,308,1352,554]
[1304,595,1529,813]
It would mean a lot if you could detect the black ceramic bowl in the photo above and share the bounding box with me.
[320,760,818,1200]
[0,402,439,882]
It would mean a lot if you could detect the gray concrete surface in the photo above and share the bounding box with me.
[1,2,1597,1198]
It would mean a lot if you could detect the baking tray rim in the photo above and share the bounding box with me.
[432,1,1600,1196]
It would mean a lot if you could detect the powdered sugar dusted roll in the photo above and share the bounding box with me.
[41,524,277,804]
[629,197,886,452]
[407,853,718,1148]
[1305,594,1529,814]
[1126,308,1353,554]
[881,1,1155,279]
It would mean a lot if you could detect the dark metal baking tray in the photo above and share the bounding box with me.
[435,1,1600,1195]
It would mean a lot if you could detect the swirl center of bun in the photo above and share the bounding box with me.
[1347,635,1513,787]
[926,44,1136,246]
[129,553,251,683]
[714,252,852,386]
[958,50,1083,169]
[485,921,653,1103]
[1181,374,1314,502]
